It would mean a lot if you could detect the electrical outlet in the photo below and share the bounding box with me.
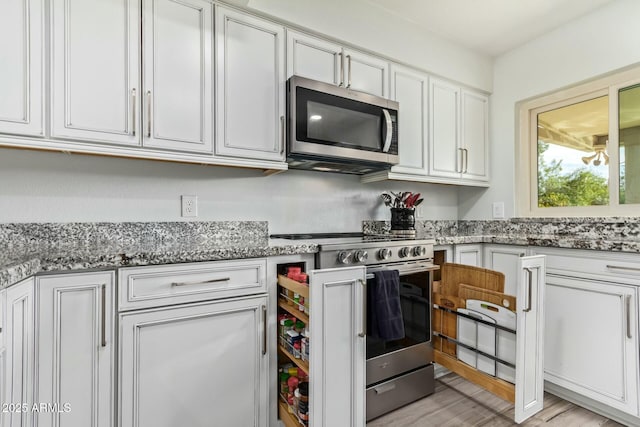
[416,205,425,218]
[181,195,198,217]
[492,202,505,219]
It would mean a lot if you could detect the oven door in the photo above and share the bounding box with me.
[365,261,438,386]
[288,76,398,165]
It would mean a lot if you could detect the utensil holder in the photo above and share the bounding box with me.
[390,208,415,232]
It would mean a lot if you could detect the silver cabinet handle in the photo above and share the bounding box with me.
[280,115,285,154]
[358,279,366,338]
[131,89,137,136]
[382,109,392,153]
[523,267,534,313]
[347,55,352,88]
[101,284,107,347]
[146,90,152,138]
[606,265,640,273]
[171,277,230,287]
[626,295,632,339]
[262,305,267,355]
[339,53,344,87]
[374,383,396,395]
[458,148,464,173]
[463,148,469,173]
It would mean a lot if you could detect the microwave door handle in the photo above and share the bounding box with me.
[382,109,393,153]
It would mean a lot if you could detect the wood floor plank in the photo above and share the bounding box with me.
[367,373,623,427]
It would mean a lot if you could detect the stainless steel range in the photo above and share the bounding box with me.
[270,232,438,420]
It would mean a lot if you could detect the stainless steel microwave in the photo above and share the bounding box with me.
[287,76,399,174]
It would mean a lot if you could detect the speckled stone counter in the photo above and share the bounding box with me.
[0,222,318,289]
[363,218,640,253]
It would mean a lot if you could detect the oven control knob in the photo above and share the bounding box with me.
[412,246,426,257]
[337,251,351,264]
[378,248,392,260]
[398,247,410,258]
[354,250,368,263]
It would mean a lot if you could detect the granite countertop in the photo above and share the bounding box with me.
[4,218,640,291]
[0,239,319,290]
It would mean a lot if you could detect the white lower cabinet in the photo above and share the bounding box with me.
[544,274,639,416]
[4,277,35,427]
[483,245,528,296]
[276,265,366,427]
[36,272,115,427]
[453,243,483,266]
[119,294,269,427]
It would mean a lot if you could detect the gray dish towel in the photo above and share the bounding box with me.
[369,270,405,341]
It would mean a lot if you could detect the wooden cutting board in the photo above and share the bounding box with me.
[432,292,462,356]
[440,263,505,296]
[458,284,516,312]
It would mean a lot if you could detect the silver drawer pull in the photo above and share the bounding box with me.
[606,265,640,273]
[171,277,231,287]
[374,383,396,395]
[626,295,632,339]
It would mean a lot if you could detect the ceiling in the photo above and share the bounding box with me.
[363,0,617,56]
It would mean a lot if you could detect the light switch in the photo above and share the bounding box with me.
[492,202,505,219]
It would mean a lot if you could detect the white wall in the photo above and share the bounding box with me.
[0,148,459,230]
[223,0,493,92]
[459,0,640,219]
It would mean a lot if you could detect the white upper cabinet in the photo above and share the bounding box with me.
[461,90,489,181]
[0,0,43,136]
[141,0,213,153]
[51,0,140,146]
[429,77,461,179]
[215,6,285,162]
[343,48,389,98]
[286,31,390,98]
[389,64,428,175]
[428,77,489,183]
[286,30,342,86]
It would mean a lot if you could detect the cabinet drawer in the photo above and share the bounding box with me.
[118,259,267,310]
[533,247,640,283]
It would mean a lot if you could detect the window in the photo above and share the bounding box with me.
[517,67,640,216]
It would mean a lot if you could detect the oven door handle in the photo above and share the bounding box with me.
[382,109,393,153]
[366,264,438,279]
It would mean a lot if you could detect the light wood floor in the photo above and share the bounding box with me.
[367,373,624,426]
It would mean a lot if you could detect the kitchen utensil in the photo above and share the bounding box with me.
[457,308,497,375]
[459,284,516,311]
[466,299,516,384]
[413,198,424,207]
[380,193,393,207]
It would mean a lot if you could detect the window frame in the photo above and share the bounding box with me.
[516,66,640,217]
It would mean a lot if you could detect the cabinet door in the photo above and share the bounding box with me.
[286,30,342,86]
[0,0,43,136]
[119,295,268,427]
[514,256,546,423]
[142,0,213,153]
[429,78,460,178]
[461,90,489,181]
[51,0,140,145]
[544,275,639,415]
[454,244,483,266]
[215,6,285,162]
[483,245,528,296]
[36,272,115,427]
[389,64,428,175]
[309,266,366,427]
[4,278,34,427]
[343,48,389,98]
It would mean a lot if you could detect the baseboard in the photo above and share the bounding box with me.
[545,381,640,427]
